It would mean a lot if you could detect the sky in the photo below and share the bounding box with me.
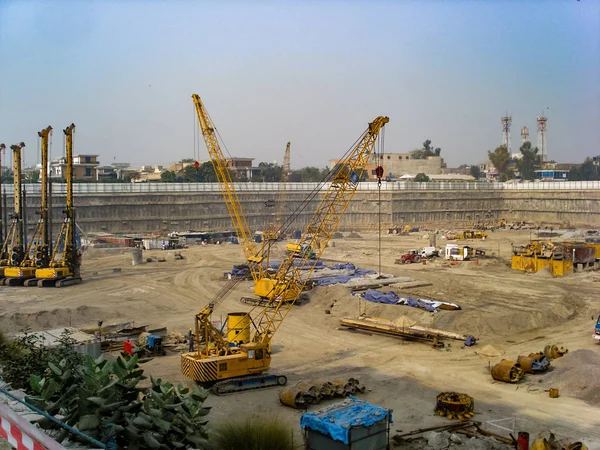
[0,0,599,170]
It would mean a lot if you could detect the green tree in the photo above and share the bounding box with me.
[296,166,325,182]
[488,145,513,181]
[1,167,13,183]
[123,171,141,183]
[411,140,441,159]
[414,172,430,182]
[160,170,177,183]
[469,165,481,179]
[183,161,219,182]
[568,157,600,181]
[515,141,540,181]
[257,162,283,182]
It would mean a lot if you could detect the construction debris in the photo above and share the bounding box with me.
[517,354,551,373]
[392,421,515,449]
[434,392,475,420]
[542,344,568,360]
[279,377,366,409]
[340,316,476,347]
[356,289,461,312]
[490,360,525,383]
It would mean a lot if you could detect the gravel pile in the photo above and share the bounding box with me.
[538,349,600,406]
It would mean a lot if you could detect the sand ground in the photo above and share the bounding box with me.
[1,229,599,447]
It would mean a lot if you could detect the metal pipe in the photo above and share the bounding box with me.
[0,386,108,449]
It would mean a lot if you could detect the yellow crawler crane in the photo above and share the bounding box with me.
[181,94,388,393]
[36,124,82,287]
[0,143,26,282]
[5,127,52,286]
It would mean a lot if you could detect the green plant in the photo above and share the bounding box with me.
[28,353,212,449]
[213,416,292,450]
[0,329,49,390]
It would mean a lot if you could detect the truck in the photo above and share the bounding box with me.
[395,247,440,264]
[445,244,485,261]
[594,315,600,342]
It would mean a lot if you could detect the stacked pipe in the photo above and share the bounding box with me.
[279,377,366,409]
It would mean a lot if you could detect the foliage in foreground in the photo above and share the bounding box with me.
[212,416,293,450]
[27,352,211,449]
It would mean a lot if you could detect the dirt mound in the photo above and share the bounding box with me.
[0,305,123,333]
[475,344,505,358]
[538,349,600,406]
[347,232,362,239]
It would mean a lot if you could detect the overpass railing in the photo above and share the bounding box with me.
[3,180,600,195]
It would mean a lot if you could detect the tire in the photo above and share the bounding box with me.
[415,257,422,263]
[403,259,411,264]
[277,375,288,386]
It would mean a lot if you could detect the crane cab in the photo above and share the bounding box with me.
[181,341,272,383]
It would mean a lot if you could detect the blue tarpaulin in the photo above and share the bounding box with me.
[300,397,392,444]
[359,289,461,312]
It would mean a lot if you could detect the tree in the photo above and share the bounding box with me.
[411,139,442,160]
[1,167,13,183]
[160,170,177,183]
[469,165,481,179]
[256,162,282,182]
[414,172,430,182]
[295,166,325,182]
[488,145,513,181]
[568,157,600,181]
[123,171,141,183]
[183,161,219,182]
[515,141,539,181]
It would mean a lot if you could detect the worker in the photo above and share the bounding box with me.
[188,328,195,352]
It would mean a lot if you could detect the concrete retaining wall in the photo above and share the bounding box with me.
[3,187,599,236]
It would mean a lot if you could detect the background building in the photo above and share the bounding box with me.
[329,152,442,181]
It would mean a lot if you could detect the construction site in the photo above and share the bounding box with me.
[0,95,599,450]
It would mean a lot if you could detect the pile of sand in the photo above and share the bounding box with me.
[538,349,600,406]
[475,344,505,358]
[347,232,362,239]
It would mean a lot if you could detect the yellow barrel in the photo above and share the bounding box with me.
[227,312,251,344]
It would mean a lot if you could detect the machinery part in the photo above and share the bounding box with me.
[211,373,287,395]
[517,355,550,373]
[295,381,321,404]
[434,392,475,420]
[240,297,277,308]
[548,388,559,398]
[490,360,525,383]
[279,386,308,409]
[310,379,335,398]
[543,344,568,360]
[0,143,25,271]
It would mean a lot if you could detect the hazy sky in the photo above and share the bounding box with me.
[1,0,598,169]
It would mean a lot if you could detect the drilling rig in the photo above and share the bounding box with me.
[4,126,52,286]
[181,94,389,393]
[36,124,81,287]
[0,143,26,282]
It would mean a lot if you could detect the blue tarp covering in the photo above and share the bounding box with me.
[313,268,376,286]
[300,397,391,444]
[358,289,461,312]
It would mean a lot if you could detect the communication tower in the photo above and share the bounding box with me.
[520,126,529,144]
[537,116,548,163]
[501,115,512,153]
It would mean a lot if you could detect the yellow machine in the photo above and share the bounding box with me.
[5,127,52,286]
[36,124,82,287]
[0,143,5,267]
[455,230,488,240]
[0,143,26,282]
[182,94,388,393]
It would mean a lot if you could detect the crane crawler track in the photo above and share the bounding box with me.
[211,373,287,395]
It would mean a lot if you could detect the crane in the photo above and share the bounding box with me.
[4,126,52,286]
[0,143,5,246]
[181,94,389,393]
[36,124,82,287]
[0,142,26,282]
